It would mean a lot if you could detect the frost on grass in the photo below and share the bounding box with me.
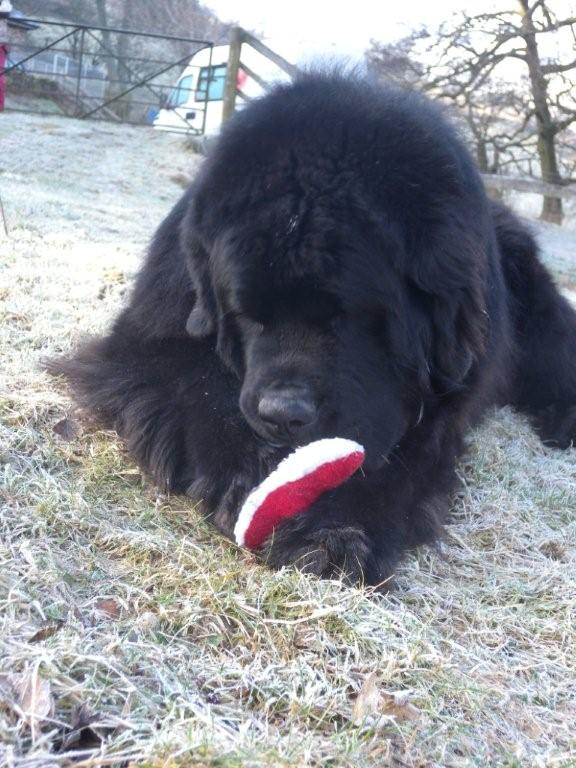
[1,112,575,767]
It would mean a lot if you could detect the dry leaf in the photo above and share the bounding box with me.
[539,541,567,561]
[16,669,55,738]
[169,172,192,188]
[94,598,121,620]
[60,702,103,752]
[381,690,421,722]
[352,672,382,723]
[28,623,62,643]
[53,417,82,441]
[292,626,316,650]
[352,674,421,725]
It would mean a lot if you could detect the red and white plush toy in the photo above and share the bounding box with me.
[234,438,365,550]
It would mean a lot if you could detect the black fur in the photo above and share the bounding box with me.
[48,73,576,585]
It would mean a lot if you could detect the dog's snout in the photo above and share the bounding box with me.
[257,389,317,432]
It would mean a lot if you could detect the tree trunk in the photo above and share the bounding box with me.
[476,139,489,172]
[537,130,563,223]
[95,0,134,121]
[519,0,563,224]
[478,141,505,201]
[114,0,134,121]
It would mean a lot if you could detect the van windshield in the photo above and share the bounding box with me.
[169,74,194,108]
[196,64,227,101]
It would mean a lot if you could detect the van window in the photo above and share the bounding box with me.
[170,74,194,107]
[196,65,227,101]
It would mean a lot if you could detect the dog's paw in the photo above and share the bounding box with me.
[533,403,576,449]
[262,508,375,585]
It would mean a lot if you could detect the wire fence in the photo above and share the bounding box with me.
[2,18,213,132]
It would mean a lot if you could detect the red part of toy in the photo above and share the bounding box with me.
[234,438,365,550]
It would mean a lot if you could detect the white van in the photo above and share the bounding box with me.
[154,43,289,135]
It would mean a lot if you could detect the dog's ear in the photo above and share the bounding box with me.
[181,214,216,338]
[428,294,479,387]
[409,227,488,391]
[185,278,215,338]
[184,260,243,376]
[181,221,243,374]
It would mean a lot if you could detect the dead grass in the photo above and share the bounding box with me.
[1,112,575,768]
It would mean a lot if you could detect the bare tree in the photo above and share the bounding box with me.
[423,1,576,223]
[460,84,535,175]
[365,29,428,88]
[367,2,576,223]
[366,34,536,178]
[94,0,134,119]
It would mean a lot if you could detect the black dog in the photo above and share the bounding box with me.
[50,73,576,585]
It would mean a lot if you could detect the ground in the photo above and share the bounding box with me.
[1,111,575,768]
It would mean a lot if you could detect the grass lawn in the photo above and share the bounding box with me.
[1,112,575,767]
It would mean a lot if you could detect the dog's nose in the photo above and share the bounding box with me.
[257,389,317,433]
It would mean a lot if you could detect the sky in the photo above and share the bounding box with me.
[205,0,500,63]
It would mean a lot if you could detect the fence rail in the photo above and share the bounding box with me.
[1,18,212,131]
[222,27,297,123]
[14,17,211,45]
[482,174,576,200]
[2,21,297,136]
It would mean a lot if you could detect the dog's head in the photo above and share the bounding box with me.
[184,196,488,471]
[181,75,490,470]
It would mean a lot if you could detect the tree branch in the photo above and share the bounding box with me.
[542,57,576,74]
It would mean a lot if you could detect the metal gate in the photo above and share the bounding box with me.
[1,18,215,133]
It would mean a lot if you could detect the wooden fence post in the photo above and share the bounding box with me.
[222,26,243,123]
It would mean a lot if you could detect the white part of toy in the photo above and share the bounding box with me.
[234,437,364,546]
